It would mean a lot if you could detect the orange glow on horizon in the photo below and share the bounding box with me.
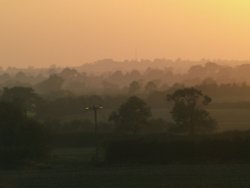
[0,0,250,68]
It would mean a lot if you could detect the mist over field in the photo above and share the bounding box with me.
[2,59,250,131]
[2,60,250,187]
[2,0,250,187]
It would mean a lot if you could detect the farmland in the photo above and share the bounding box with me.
[60,107,250,132]
[1,147,250,188]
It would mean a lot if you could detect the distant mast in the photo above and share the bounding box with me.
[133,48,139,62]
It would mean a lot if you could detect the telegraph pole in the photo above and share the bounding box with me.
[84,105,103,161]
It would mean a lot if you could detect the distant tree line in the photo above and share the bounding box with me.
[0,86,218,135]
[3,85,250,165]
[2,61,250,99]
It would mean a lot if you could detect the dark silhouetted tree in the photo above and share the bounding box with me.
[35,74,64,94]
[0,102,50,166]
[1,87,40,116]
[109,96,151,135]
[167,87,217,135]
[145,81,158,94]
[129,81,141,94]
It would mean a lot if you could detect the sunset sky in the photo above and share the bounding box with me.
[0,0,250,68]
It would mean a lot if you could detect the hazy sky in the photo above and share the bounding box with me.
[0,0,250,68]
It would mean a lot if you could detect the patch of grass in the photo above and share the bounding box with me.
[49,147,96,167]
[208,108,250,130]
[152,108,250,131]
[1,148,250,188]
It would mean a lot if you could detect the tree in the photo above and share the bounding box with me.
[109,96,151,135]
[167,87,217,135]
[1,87,40,116]
[0,102,50,166]
[35,74,64,94]
[129,81,141,94]
[144,81,158,94]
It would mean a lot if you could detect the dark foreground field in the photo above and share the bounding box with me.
[1,148,250,188]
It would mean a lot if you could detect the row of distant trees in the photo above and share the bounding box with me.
[109,88,217,135]
[2,62,250,96]
[0,84,232,166]
[0,86,217,135]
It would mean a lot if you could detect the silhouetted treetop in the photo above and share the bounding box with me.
[167,87,217,135]
[109,96,151,135]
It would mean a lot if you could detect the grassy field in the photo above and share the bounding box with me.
[1,147,250,188]
[208,108,250,131]
[61,107,250,132]
[153,108,250,131]
[2,106,249,187]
